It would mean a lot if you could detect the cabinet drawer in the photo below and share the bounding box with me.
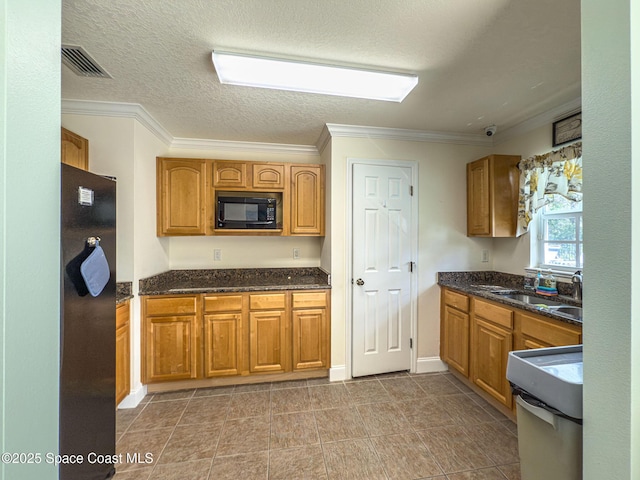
[204,294,243,313]
[292,291,327,309]
[444,290,469,312]
[520,313,581,346]
[249,293,286,310]
[144,296,198,316]
[473,299,513,329]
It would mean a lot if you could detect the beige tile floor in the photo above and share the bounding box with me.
[114,371,521,480]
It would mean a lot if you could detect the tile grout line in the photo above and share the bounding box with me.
[147,392,194,478]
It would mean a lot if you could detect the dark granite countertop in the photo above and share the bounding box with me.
[116,282,133,304]
[139,267,331,296]
[438,271,582,326]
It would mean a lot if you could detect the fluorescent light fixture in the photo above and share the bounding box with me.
[212,51,418,102]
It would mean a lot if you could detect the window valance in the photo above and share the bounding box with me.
[517,142,582,236]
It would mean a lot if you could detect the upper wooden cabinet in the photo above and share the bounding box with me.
[290,164,325,235]
[156,157,324,236]
[157,158,207,236]
[253,163,286,189]
[61,127,89,171]
[213,161,248,188]
[467,154,520,237]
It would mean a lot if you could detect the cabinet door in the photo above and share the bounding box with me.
[115,324,130,405]
[116,301,131,405]
[157,158,207,235]
[471,317,513,407]
[249,310,288,373]
[213,160,248,188]
[467,157,490,236]
[442,306,470,377]
[290,165,324,235]
[204,313,244,377]
[292,308,327,370]
[144,315,199,383]
[252,163,285,189]
[115,302,130,405]
[61,127,89,171]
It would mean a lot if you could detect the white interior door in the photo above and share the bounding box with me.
[352,162,415,377]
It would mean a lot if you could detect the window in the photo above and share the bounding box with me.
[538,195,583,270]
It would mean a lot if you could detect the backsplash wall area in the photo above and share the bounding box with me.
[168,235,324,269]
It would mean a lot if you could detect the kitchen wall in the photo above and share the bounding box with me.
[491,122,564,274]
[325,136,493,375]
[2,0,61,477]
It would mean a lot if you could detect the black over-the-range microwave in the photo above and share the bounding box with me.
[217,195,278,229]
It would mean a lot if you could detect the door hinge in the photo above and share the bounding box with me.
[409,261,415,273]
[410,338,413,349]
[410,185,414,196]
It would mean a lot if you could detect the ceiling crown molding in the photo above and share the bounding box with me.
[324,123,493,146]
[62,99,319,156]
[62,99,174,145]
[493,97,582,144]
[171,137,319,156]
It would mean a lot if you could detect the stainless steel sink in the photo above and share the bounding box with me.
[553,306,583,321]
[494,292,583,320]
[495,293,564,307]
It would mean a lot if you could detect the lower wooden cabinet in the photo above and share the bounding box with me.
[142,296,200,383]
[203,312,244,377]
[142,290,330,385]
[203,294,245,377]
[440,289,470,376]
[115,300,130,406]
[292,291,329,371]
[471,301,514,408]
[514,310,581,350]
[440,288,582,410]
[250,310,288,373]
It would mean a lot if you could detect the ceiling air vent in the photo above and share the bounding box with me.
[61,45,111,78]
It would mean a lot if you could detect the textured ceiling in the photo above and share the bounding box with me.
[61,0,581,146]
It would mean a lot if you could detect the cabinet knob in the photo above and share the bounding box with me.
[356,278,365,286]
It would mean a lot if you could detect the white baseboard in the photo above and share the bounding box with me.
[416,356,449,374]
[117,384,148,409]
[329,365,347,382]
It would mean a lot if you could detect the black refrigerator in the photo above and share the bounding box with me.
[60,164,117,480]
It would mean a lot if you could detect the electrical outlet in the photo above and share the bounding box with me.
[293,248,300,259]
[214,249,222,261]
[481,249,489,263]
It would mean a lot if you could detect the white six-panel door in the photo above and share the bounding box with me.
[352,162,414,377]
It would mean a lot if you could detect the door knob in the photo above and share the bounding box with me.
[356,278,365,286]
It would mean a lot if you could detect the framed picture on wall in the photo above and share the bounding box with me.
[553,111,582,146]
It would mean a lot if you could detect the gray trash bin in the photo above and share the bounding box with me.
[506,345,583,480]
[514,393,582,480]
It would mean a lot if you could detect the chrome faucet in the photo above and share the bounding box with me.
[572,270,583,301]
